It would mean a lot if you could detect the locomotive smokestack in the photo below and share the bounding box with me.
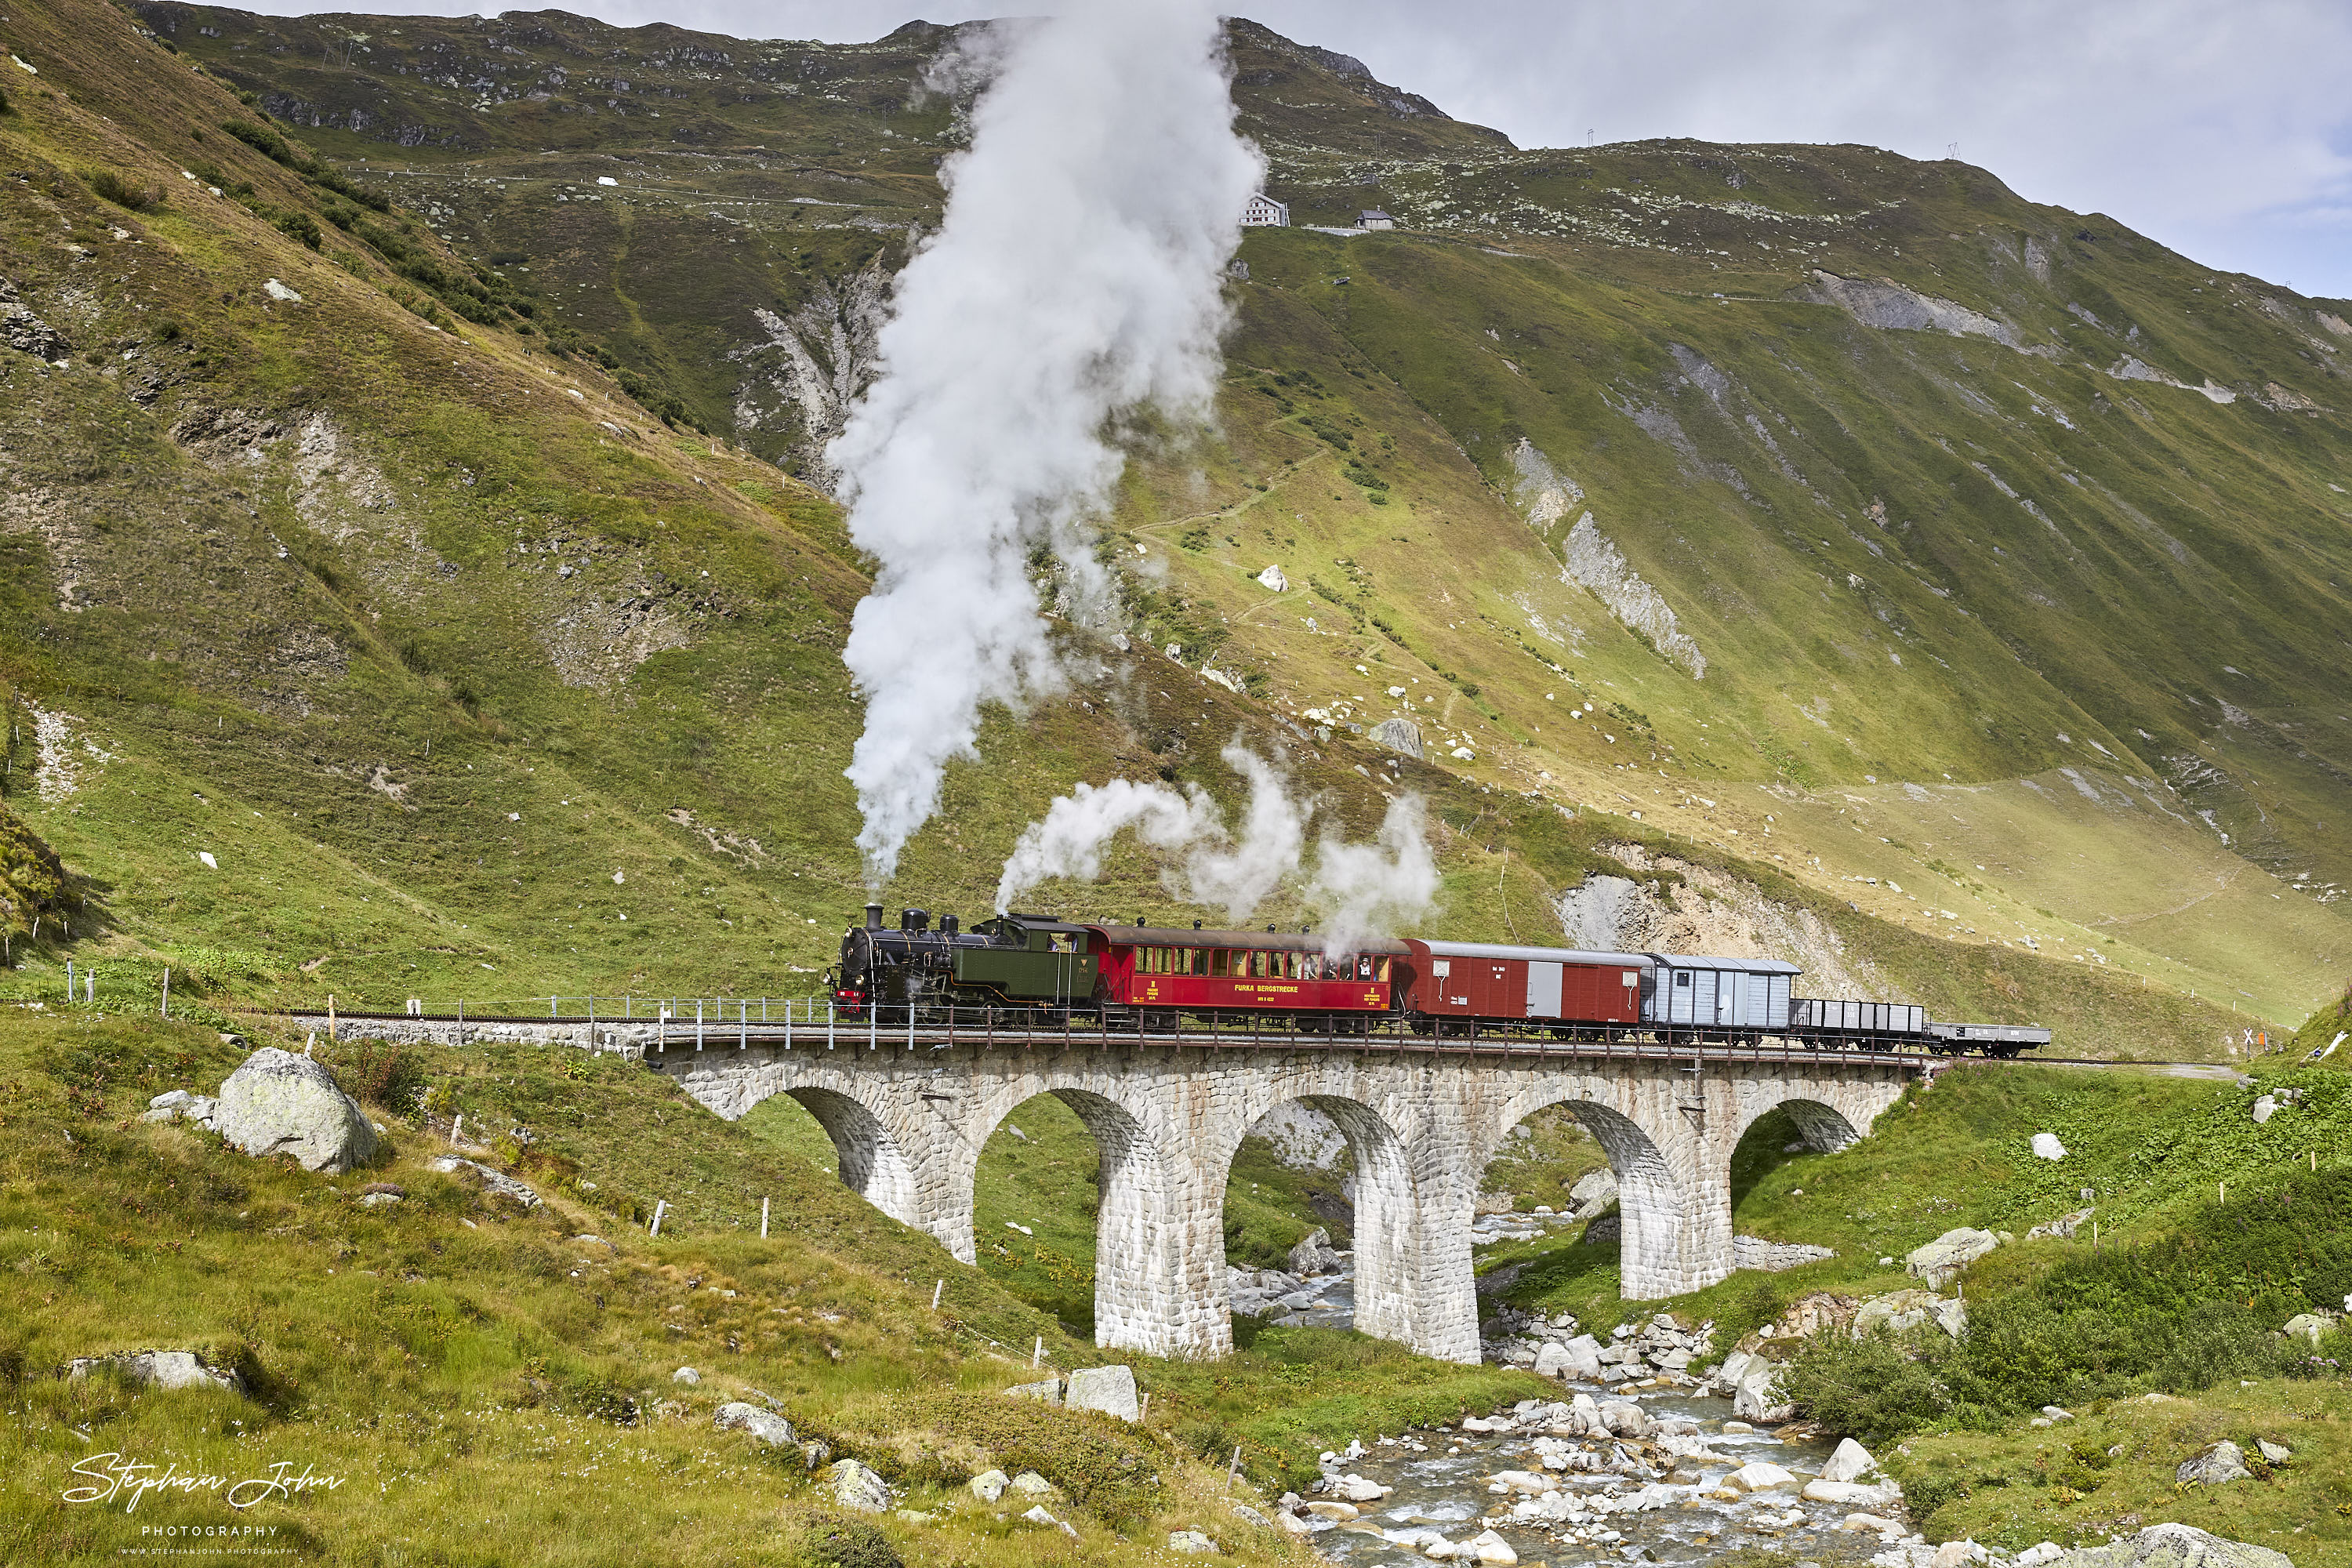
[865,902,884,931]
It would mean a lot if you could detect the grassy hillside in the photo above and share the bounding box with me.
[0,1004,1544,1560]
[78,2,2349,1038]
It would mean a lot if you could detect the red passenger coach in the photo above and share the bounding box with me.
[1086,924,1406,1020]
[1397,941,1646,1028]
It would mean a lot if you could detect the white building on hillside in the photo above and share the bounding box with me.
[1358,209,1396,230]
[1241,192,1290,227]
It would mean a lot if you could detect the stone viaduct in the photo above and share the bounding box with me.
[652,1037,1914,1365]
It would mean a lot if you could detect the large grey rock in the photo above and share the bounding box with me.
[2281,1312,2336,1344]
[429,1156,541,1207]
[827,1458,893,1512]
[1821,1436,1880,1484]
[1568,1167,1618,1217]
[1065,1364,1139,1421]
[211,1048,377,1173]
[2176,1441,2252,1486]
[2251,1095,2278,1124]
[1370,717,1423,760]
[713,1403,796,1446]
[142,1089,196,1123]
[2028,1208,2094,1241]
[1597,1399,1650,1438]
[968,1468,1010,1502]
[1854,1288,1968,1339]
[2032,1132,2068,1160]
[0,296,71,361]
[1288,1228,1343,1275]
[1534,1339,1595,1380]
[1906,1227,2000,1288]
[67,1350,244,1394]
[1167,1530,1220,1554]
[2051,1523,2292,1568]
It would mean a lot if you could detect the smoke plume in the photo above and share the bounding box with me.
[996,747,1441,946]
[829,1,1261,886]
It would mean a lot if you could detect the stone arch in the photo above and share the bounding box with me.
[1777,1098,1865,1153]
[786,1085,924,1239]
[964,1076,1225,1359]
[1291,1095,1417,1345]
[1487,1085,1695,1301]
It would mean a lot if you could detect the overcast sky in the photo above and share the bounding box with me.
[241,0,2352,300]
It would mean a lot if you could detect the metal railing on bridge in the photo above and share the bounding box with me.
[269,995,1944,1069]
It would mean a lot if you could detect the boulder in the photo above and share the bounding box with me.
[1722,1461,1796,1494]
[1535,1337,1602,1380]
[1853,1288,1967,1338]
[2032,1132,2068,1160]
[1905,1227,2000,1288]
[358,1191,401,1209]
[1568,1167,1619,1217]
[2028,1209,2094,1241]
[827,1459,893,1512]
[1821,1436,1880,1483]
[1933,1542,1989,1567]
[1303,1501,1359,1520]
[1288,1228,1344,1275]
[2048,1523,2293,1568]
[1004,1377,1064,1406]
[1730,1360,1790,1423]
[2176,1440,2251,1486]
[1466,1530,1519,1564]
[1841,1513,1904,1534]
[2251,1095,2277,1125]
[968,1468,1009,1502]
[1597,1399,1650,1438]
[1009,1471,1054,1497]
[713,1403,795,1446]
[429,1156,541,1207]
[67,1350,243,1394]
[2255,1438,2292,1465]
[1065,1364,1139,1421]
[672,1367,700,1385]
[1021,1504,1077,1537]
[2017,1546,2065,1567]
[2281,1312,2335,1344]
[211,1047,378,1173]
[1327,1474,1391,1502]
[1167,1530,1220,1554]
[1802,1479,1900,1507]
[1275,1510,1312,1535]
[1256,564,1288,593]
[1371,718,1424,760]
[142,1089,196,1123]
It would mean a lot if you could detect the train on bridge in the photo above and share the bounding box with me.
[832,904,2050,1057]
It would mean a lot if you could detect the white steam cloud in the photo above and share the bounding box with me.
[996,746,1442,949]
[829,1,1262,887]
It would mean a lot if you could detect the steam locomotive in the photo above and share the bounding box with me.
[831,903,2051,1056]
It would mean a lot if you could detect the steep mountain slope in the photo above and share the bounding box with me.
[0,0,2306,1061]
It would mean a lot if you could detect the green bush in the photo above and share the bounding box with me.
[790,1513,901,1568]
[83,168,163,212]
[275,209,322,250]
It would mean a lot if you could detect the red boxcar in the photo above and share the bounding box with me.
[1085,924,1408,1014]
[1396,940,1647,1026]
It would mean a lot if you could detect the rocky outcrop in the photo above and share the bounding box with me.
[826,1459,893,1512]
[1853,1289,1967,1338]
[1064,1364,1139,1421]
[429,1156,542,1207]
[1287,1227,1344,1274]
[1906,1227,2001,1287]
[2048,1523,2291,1568]
[67,1350,245,1394]
[2175,1441,2251,1486]
[211,1047,377,1174]
[713,1403,796,1446]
